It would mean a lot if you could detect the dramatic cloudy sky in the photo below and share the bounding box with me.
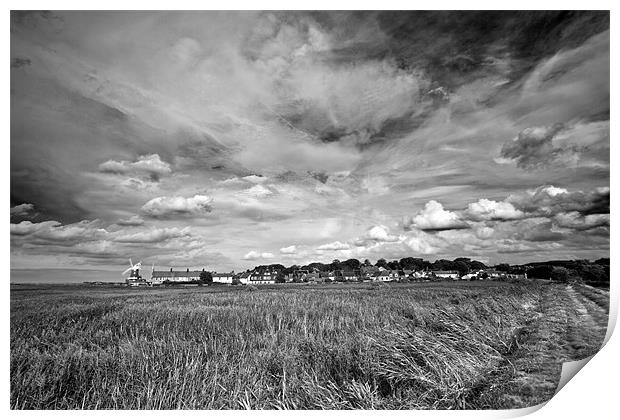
[10,11,609,282]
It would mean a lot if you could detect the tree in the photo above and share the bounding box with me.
[399,257,428,271]
[387,260,401,270]
[199,269,212,285]
[580,264,608,286]
[342,259,361,270]
[469,260,487,270]
[454,261,469,277]
[496,263,511,273]
[330,259,343,271]
[551,266,570,283]
[375,258,388,268]
[275,272,286,283]
[527,265,554,280]
[363,259,372,267]
[431,259,453,271]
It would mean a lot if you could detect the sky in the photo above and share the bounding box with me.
[10,11,610,282]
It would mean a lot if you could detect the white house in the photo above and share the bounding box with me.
[212,272,234,284]
[372,272,391,282]
[237,272,251,284]
[432,270,459,280]
[151,269,203,283]
[249,271,276,284]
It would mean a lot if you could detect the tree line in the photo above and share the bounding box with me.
[248,257,609,287]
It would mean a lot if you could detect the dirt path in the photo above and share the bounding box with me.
[563,285,609,360]
[470,282,609,409]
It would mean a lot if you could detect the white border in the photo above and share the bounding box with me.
[3,2,616,419]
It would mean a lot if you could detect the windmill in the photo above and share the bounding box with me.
[123,258,144,285]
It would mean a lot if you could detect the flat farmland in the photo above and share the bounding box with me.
[10,280,609,409]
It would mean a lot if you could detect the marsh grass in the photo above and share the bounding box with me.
[10,281,605,409]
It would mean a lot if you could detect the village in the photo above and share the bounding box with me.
[104,256,608,288]
[141,265,527,286]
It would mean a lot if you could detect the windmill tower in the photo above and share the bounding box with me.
[123,258,143,286]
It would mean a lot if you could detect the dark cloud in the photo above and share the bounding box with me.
[499,124,569,168]
[309,171,329,184]
[374,11,609,88]
[507,185,609,217]
[553,212,609,231]
[116,215,145,226]
[11,57,31,69]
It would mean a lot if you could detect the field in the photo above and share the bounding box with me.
[10,280,609,410]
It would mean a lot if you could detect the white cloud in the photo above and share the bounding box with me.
[365,225,399,242]
[279,245,297,254]
[10,203,34,217]
[411,200,468,231]
[242,175,268,184]
[99,154,172,178]
[242,250,275,260]
[404,235,439,254]
[317,241,350,251]
[10,220,108,243]
[113,227,191,243]
[466,199,524,221]
[474,226,495,239]
[10,220,61,236]
[141,195,213,218]
[243,184,273,198]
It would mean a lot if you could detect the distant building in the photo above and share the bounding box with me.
[238,272,251,284]
[306,272,321,282]
[432,270,459,280]
[212,272,234,284]
[151,268,202,283]
[505,273,527,279]
[372,272,391,282]
[387,270,401,281]
[339,270,359,281]
[249,270,276,284]
[483,269,502,278]
[320,271,336,281]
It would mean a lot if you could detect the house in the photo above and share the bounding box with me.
[432,270,459,280]
[372,272,391,282]
[320,271,336,281]
[505,273,527,279]
[213,272,234,284]
[249,270,276,284]
[306,272,321,282]
[361,266,380,275]
[292,269,309,281]
[387,270,401,281]
[151,268,203,283]
[483,269,502,278]
[237,272,251,284]
[340,270,359,281]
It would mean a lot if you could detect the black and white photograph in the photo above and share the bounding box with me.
[9,8,611,410]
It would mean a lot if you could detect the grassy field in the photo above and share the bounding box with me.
[10,280,609,409]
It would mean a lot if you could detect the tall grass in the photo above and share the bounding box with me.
[9,281,592,409]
